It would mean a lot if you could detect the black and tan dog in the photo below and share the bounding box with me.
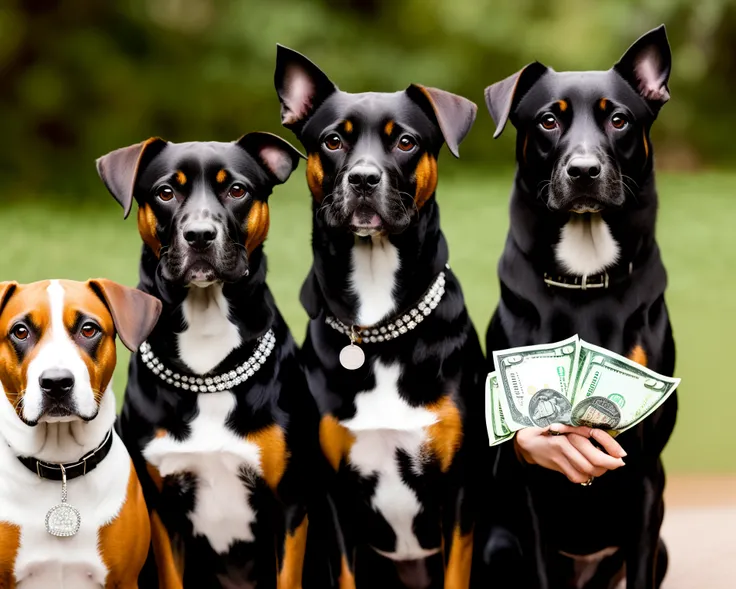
[96,134,327,588]
[481,26,677,589]
[275,45,486,588]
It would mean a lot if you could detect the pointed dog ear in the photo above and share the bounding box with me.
[406,85,477,158]
[613,24,671,114]
[87,279,162,352]
[484,62,549,138]
[235,132,305,184]
[0,282,18,317]
[96,138,167,219]
[274,44,338,134]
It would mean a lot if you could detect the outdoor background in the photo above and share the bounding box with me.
[0,0,734,476]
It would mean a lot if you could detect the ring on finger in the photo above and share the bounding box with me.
[580,476,595,487]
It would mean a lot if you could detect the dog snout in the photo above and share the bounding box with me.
[347,164,382,193]
[566,156,602,183]
[184,225,217,251]
[39,368,75,399]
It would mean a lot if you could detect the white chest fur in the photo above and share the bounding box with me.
[341,362,440,561]
[178,285,241,375]
[143,393,262,554]
[555,213,620,276]
[0,435,131,588]
[349,235,401,326]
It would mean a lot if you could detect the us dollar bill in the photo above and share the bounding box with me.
[492,335,579,430]
[570,340,680,433]
[485,372,514,446]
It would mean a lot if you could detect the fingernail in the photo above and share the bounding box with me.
[621,450,628,457]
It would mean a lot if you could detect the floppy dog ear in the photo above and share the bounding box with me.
[0,282,18,316]
[613,24,671,113]
[235,132,305,184]
[96,138,167,219]
[406,85,477,158]
[87,279,162,352]
[275,44,338,133]
[484,62,548,138]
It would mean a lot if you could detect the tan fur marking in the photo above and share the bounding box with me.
[150,510,184,589]
[319,415,355,471]
[175,171,186,185]
[146,461,164,492]
[643,130,649,159]
[244,201,271,253]
[307,154,325,201]
[444,525,473,589]
[138,203,162,257]
[343,120,353,134]
[384,120,394,136]
[628,345,648,367]
[98,460,151,587]
[339,554,356,589]
[0,521,20,587]
[216,169,227,184]
[426,395,463,472]
[277,516,308,589]
[247,423,289,490]
[599,98,608,111]
[414,153,438,209]
[557,100,568,112]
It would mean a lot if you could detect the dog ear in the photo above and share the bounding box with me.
[87,279,162,352]
[406,85,477,158]
[613,24,671,112]
[0,282,18,317]
[484,62,549,138]
[96,138,168,219]
[235,132,306,184]
[275,44,338,133]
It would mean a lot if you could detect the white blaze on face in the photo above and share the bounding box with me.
[23,281,98,424]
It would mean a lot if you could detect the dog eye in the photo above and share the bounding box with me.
[228,184,248,199]
[540,114,559,131]
[324,134,342,151]
[156,186,175,202]
[396,135,417,152]
[611,114,629,130]
[10,324,29,341]
[80,322,100,339]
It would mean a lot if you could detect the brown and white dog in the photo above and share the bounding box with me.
[0,279,161,588]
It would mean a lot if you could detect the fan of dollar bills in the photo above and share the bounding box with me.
[486,335,680,446]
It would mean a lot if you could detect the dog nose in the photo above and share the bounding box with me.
[184,227,216,251]
[39,369,75,398]
[567,156,601,181]
[348,165,382,191]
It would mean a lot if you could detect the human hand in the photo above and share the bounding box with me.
[513,424,627,484]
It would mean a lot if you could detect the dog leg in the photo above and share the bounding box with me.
[277,506,309,589]
[624,473,666,589]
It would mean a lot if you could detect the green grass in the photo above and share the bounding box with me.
[1,171,734,473]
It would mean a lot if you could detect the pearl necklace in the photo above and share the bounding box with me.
[325,266,447,370]
[139,329,275,392]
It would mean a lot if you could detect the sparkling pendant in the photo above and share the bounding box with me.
[45,465,81,537]
[339,343,365,370]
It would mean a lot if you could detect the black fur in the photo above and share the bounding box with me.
[479,26,678,589]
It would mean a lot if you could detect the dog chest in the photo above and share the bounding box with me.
[142,392,263,554]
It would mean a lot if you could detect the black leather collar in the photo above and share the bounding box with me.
[543,262,633,291]
[17,429,114,481]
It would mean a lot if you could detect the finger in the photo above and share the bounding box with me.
[568,434,624,472]
[554,455,590,484]
[548,424,596,437]
[556,438,599,476]
[590,429,627,458]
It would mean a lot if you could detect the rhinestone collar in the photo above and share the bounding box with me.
[325,266,447,369]
[139,329,275,392]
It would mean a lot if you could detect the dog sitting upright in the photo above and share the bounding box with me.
[481,26,677,588]
[0,279,161,588]
[275,46,486,588]
[96,133,325,588]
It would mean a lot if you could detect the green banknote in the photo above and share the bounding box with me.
[570,340,680,433]
[492,335,579,430]
[485,372,514,446]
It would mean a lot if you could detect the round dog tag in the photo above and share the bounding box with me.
[339,344,365,370]
[45,503,81,537]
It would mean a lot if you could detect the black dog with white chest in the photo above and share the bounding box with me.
[275,46,486,588]
[96,133,327,588]
[481,26,677,589]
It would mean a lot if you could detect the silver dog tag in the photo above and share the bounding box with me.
[45,465,81,537]
[339,343,365,370]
